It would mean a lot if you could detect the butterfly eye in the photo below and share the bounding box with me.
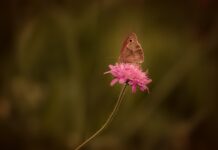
[129,39,132,42]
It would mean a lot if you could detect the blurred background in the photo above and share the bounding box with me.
[0,0,218,150]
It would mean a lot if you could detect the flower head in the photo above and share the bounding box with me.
[105,63,152,93]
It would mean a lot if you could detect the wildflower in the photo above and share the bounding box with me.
[75,33,151,150]
[105,63,152,93]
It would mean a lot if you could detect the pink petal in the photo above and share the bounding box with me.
[109,65,114,69]
[140,86,145,91]
[119,78,126,84]
[146,87,150,94]
[131,85,137,93]
[104,71,110,74]
[110,78,118,86]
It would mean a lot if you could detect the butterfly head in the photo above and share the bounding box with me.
[123,33,140,50]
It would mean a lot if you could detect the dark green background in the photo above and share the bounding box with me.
[0,0,218,149]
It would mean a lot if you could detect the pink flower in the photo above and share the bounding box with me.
[105,63,152,93]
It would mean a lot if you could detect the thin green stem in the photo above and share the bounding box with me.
[74,84,127,150]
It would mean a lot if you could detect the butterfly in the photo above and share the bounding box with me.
[118,33,144,65]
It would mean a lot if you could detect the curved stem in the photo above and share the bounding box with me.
[74,84,127,150]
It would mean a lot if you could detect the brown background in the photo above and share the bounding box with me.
[0,0,218,150]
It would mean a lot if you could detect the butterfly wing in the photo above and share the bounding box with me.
[119,33,144,64]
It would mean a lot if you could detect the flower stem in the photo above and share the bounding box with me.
[74,84,127,150]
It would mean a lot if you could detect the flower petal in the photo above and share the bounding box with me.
[119,78,126,84]
[110,78,118,86]
[132,85,137,93]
